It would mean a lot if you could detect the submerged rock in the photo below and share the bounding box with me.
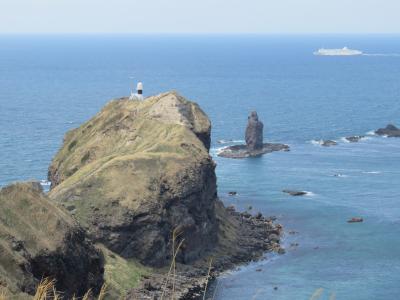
[283,189,307,196]
[48,92,217,267]
[321,140,338,147]
[345,135,365,142]
[347,217,364,223]
[0,182,104,297]
[375,124,400,137]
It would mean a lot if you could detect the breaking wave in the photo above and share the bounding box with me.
[310,139,324,146]
[363,171,382,174]
[217,139,244,144]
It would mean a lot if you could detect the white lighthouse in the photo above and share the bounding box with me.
[136,82,143,100]
[129,80,144,100]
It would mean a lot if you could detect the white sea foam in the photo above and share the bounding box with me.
[217,139,244,144]
[341,137,350,143]
[366,130,377,136]
[310,139,323,146]
[211,146,227,155]
[40,180,51,186]
[333,173,348,178]
[304,191,316,197]
[363,171,382,174]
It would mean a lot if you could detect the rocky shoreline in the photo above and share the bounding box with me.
[128,204,284,299]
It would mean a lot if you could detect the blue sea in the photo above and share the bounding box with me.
[1,34,400,300]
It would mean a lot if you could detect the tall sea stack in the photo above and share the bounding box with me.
[245,111,264,150]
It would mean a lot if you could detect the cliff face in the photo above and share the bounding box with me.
[0,182,104,297]
[48,92,218,267]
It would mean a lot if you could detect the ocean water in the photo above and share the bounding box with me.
[1,34,400,299]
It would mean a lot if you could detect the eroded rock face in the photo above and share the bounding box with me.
[0,182,104,297]
[375,124,400,137]
[48,92,218,267]
[245,111,264,151]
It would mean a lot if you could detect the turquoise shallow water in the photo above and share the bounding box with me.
[1,34,400,299]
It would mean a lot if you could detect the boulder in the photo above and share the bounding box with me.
[0,182,104,297]
[375,124,400,137]
[48,92,218,267]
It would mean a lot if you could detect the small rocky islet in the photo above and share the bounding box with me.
[217,111,290,158]
[0,92,284,299]
[375,124,400,137]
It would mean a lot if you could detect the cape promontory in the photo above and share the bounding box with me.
[48,92,218,267]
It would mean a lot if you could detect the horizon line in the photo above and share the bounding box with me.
[1,32,400,36]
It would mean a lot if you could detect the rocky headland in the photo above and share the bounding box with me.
[41,91,284,298]
[218,111,289,158]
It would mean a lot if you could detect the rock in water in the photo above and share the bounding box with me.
[0,182,104,297]
[282,189,308,196]
[218,111,289,158]
[345,136,365,143]
[347,217,363,223]
[245,111,264,150]
[375,124,400,137]
[48,92,217,267]
[321,140,338,147]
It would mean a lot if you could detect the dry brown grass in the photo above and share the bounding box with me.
[7,278,109,300]
[161,228,185,300]
[202,257,213,300]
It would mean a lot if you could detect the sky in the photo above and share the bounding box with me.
[1,0,399,34]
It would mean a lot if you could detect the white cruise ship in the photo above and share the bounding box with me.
[314,47,363,56]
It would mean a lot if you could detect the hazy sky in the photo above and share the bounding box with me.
[1,0,399,34]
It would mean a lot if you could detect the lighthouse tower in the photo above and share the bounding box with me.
[129,81,144,100]
[136,82,143,100]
